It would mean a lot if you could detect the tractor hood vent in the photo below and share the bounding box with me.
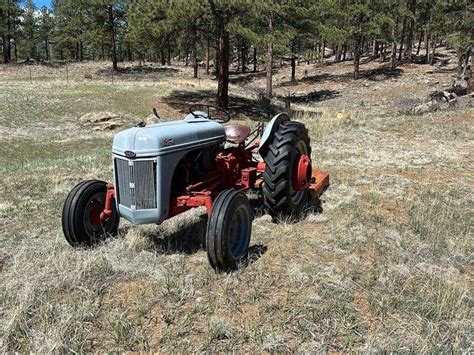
[115,157,157,210]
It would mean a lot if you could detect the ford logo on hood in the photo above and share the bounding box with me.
[124,150,136,158]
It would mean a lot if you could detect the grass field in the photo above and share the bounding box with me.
[0,59,472,352]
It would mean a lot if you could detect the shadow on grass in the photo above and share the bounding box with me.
[38,60,72,68]
[139,211,268,270]
[229,70,269,85]
[268,197,326,225]
[163,89,286,121]
[96,64,179,77]
[160,215,208,255]
[279,65,403,88]
[115,196,323,270]
[284,89,340,103]
[245,244,268,266]
[162,88,333,121]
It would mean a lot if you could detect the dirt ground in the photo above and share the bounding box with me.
[0,49,472,352]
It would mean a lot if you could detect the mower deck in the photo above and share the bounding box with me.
[309,168,330,199]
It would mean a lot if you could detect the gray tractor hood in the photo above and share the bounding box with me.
[111,113,226,225]
[113,113,226,157]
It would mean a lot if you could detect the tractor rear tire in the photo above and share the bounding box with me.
[62,180,119,247]
[206,189,252,272]
[262,121,311,218]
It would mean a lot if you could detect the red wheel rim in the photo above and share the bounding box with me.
[89,204,102,226]
[293,154,312,191]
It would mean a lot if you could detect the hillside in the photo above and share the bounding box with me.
[0,50,472,352]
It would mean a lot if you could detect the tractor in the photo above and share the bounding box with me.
[62,105,329,272]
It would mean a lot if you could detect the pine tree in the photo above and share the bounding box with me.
[52,0,88,61]
[85,0,126,70]
[21,0,38,61]
[344,1,373,79]
[0,0,21,63]
[280,1,315,81]
[38,6,54,60]
[167,1,211,78]
[251,0,292,98]
[2,0,470,93]
[208,0,253,108]
[125,0,171,66]
[433,0,473,72]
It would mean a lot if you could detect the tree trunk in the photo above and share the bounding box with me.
[44,36,49,60]
[237,39,241,72]
[192,46,198,78]
[291,56,296,81]
[266,14,273,98]
[241,40,247,73]
[320,41,325,67]
[205,37,210,75]
[406,0,415,63]
[3,38,11,63]
[353,35,361,80]
[335,42,342,61]
[391,17,399,69]
[398,17,407,62]
[406,27,413,63]
[361,37,365,58]
[79,40,83,61]
[416,31,423,56]
[213,38,219,76]
[167,46,171,65]
[2,3,12,63]
[75,42,79,61]
[216,21,229,108]
[342,43,347,61]
[160,49,166,65]
[126,44,133,61]
[108,5,118,71]
[372,40,379,58]
[253,47,257,72]
[424,31,429,63]
[429,37,436,65]
[0,5,4,62]
[468,46,474,93]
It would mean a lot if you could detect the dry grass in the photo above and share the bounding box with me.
[0,57,472,352]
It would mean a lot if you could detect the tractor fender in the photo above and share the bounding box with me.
[258,112,290,155]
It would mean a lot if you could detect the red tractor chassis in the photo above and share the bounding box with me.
[99,140,329,223]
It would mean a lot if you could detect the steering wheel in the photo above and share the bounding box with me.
[189,104,231,123]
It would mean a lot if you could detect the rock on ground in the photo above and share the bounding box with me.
[79,111,122,123]
[80,111,126,131]
[336,112,351,124]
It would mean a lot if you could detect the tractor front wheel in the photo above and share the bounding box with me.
[62,180,119,247]
[206,189,252,272]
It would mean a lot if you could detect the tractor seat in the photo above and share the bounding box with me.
[224,124,251,144]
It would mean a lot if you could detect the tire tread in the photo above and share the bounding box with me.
[261,121,311,216]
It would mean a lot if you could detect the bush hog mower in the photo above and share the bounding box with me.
[62,105,329,272]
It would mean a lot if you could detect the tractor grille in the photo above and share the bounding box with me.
[115,158,157,210]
